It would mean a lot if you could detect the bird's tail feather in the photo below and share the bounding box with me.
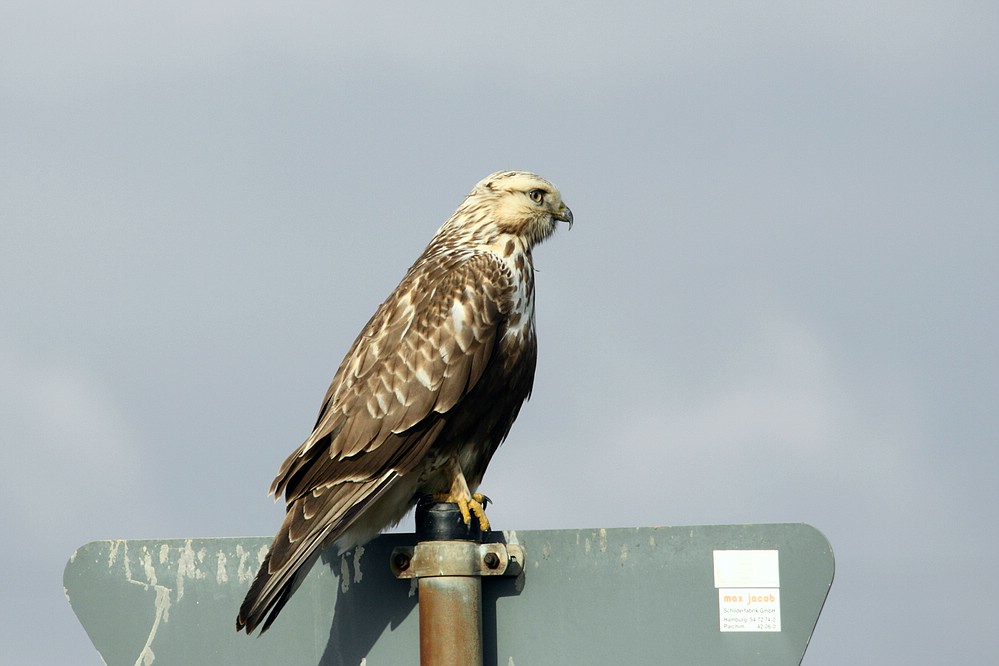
[236,553,297,634]
[236,475,400,634]
[236,515,328,634]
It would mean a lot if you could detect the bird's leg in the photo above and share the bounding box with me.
[431,458,491,531]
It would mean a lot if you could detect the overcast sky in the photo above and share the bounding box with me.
[3,2,997,663]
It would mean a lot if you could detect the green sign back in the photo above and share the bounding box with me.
[65,523,832,665]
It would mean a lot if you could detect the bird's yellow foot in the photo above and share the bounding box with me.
[432,492,491,531]
[465,493,490,531]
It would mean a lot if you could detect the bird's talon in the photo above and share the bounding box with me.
[469,496,491,531]
[456,498,473,525]
[429,492,490,530]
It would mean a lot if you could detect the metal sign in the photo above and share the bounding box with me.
[65,523,833,665]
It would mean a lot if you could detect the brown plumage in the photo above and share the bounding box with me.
[237,171,572,634]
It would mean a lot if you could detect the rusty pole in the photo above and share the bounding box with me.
[391,501,523,666]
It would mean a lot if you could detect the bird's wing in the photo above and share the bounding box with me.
[237,252,512,633]
[275,250,512,500]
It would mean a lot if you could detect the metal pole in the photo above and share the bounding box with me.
[391,501,523,666]
[419,564,483,666]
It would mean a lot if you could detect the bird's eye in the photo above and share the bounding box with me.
[528,189,545,204]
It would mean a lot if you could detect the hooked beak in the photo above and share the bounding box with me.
[553,205,573,230]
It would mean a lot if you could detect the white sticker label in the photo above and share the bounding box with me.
[717,588,782,632]
[713,550,781,632]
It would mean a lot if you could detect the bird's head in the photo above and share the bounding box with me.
[454,171,572,248]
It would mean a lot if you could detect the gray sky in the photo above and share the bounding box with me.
[3,2,997,663]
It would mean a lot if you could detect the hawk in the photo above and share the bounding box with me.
[237,171,572,634]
